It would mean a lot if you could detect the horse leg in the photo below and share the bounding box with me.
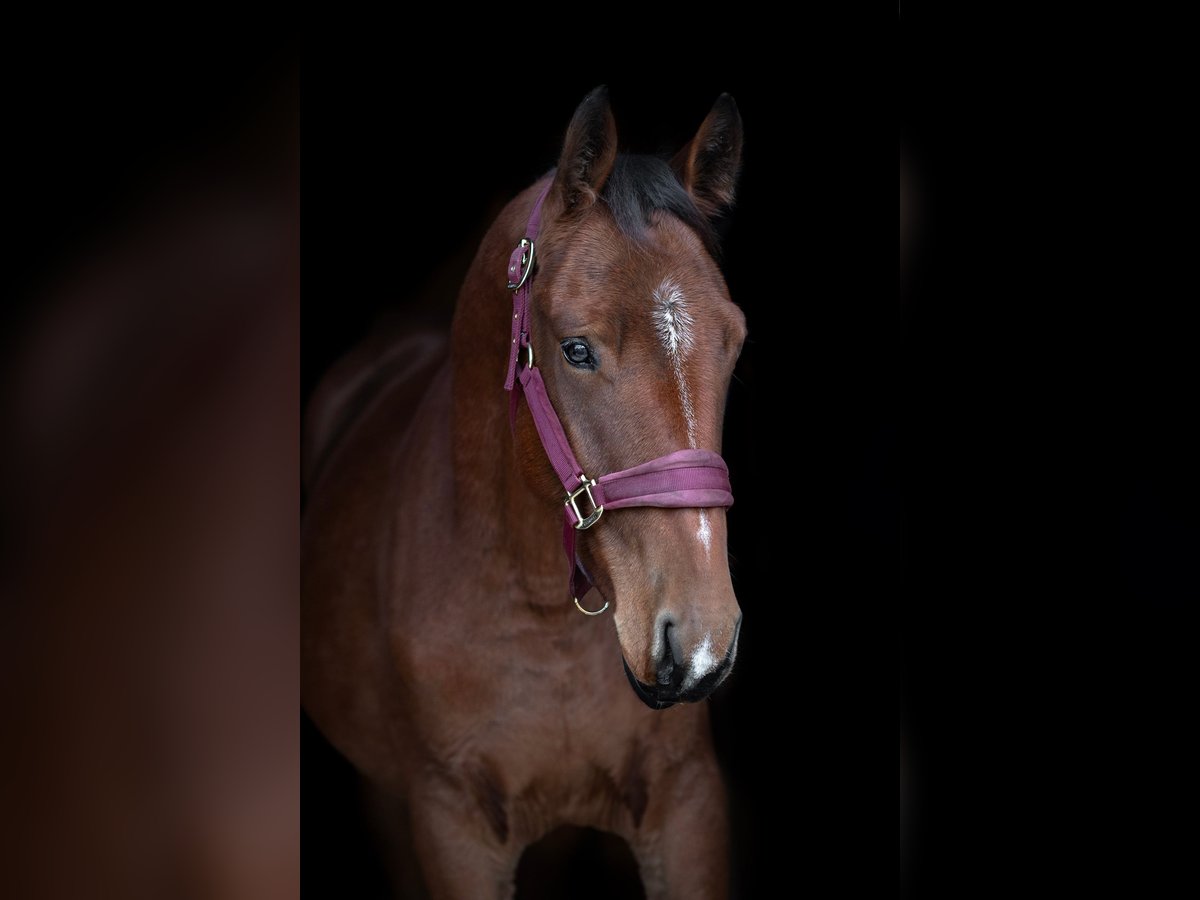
[360,778,429,899]
[631,757,730,900]
[408,786,520,900]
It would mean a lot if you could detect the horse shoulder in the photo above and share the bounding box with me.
[302,327,452,786]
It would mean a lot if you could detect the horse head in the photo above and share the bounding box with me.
[513,88,746,708]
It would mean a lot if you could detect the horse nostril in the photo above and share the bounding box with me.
[665,621,684,668]
[656,618,683,686]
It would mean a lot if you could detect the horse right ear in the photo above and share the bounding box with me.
[672,94,744,219]
[553,86,618,212]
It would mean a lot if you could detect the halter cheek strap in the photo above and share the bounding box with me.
[503,182,734,614]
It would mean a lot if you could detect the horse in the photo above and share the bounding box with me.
[302,87,746,899]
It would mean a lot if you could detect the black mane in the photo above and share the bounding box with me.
[600,154,719,258]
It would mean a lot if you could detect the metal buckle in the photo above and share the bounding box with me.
[507,238,535,290]
[565,476,604,530]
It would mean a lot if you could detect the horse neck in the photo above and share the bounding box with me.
[449,180,561,579]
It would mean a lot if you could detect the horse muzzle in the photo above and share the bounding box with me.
[621,616,741,709]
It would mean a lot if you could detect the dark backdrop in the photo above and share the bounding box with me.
[901,10,1199,897]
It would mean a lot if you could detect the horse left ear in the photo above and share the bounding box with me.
[554,86,618,212]
[672,94,744,219]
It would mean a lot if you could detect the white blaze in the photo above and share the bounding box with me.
[696,513,712,554]
[652,280,711,556]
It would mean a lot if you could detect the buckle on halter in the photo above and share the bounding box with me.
[566,476,604,530]
[506,238,535,290]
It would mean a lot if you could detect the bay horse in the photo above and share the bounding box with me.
[303,87,746,898]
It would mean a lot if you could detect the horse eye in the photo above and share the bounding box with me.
[561,338,595,369]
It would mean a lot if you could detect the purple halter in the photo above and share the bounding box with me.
[504,183,735,614]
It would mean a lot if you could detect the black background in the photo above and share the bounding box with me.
[901,11,1198,897]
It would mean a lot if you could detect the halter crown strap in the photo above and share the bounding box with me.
[503,182,734,610]
[504,182,552,391]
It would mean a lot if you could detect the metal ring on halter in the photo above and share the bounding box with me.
[574,596,610,616]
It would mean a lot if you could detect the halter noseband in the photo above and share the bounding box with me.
[504,182,735,615]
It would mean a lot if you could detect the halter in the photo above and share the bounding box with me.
[504,182,735,615]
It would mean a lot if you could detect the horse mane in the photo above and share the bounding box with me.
[599,154,720,258]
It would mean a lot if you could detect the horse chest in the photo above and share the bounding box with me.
[400,616,660,833]
[441,698,653,840]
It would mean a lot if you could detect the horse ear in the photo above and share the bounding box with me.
[672,94,744,218]
[553,86,618,212]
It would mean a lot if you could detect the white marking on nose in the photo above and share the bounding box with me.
[686,633,717,688]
